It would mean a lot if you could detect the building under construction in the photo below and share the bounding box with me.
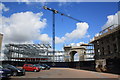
[90,25,120,73]
[4,44,64,62]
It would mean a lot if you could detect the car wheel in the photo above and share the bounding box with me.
[13,72,17,76]
[34,69,37,72]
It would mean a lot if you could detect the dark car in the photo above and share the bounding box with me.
[0,65,11,78]
[41,64,50,70]
[33,64,46,70]
[23,64,40,72]
[2,64,25,76]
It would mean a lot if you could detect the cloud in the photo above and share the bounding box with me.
[38,22,89,44]
[17,0,48,6]
[91,11,120,42]
[102,11,120,30]
[0,0,120,2]
[17,0,30,4]
[70,42,85,46]
[0,3,9,12]
[39,34,51,43]
[65,22,89,40]
[0,3,9,33]
[1,11,47,43]
[86,34,90,38]
[1,8,89,45]
[58,2,67,7]
[55,36,65,44]
[55,22,89,44]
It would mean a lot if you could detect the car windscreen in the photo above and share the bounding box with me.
[5,65,18,69]
[10,65,18,69]
[42,64,47,66]
[33,64,39,67]
[0,65,3,69]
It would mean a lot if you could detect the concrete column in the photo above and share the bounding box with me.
[64,46,71,62]
[78,50,85,61]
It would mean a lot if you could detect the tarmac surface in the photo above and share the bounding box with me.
[10,68,119,79]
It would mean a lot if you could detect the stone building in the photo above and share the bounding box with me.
[64,45,86,62]
[90,25,120,60]
[64,44,94,62]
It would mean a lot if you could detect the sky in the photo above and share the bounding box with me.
[0,2,119,51]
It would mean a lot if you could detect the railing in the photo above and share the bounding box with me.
[90,24,119,42]
[99,24,118,35]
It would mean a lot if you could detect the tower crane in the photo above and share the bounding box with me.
[43,6,83,64]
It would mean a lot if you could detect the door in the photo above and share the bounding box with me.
[28,65,34,71]
[24,64,29,71]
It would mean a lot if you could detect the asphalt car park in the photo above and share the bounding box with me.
[10,68,119,79]
[0,63,51,79]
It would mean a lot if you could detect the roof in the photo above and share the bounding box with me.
[90,25,120,43]
[80,44,93,46]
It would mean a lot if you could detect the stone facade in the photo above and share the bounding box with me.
[90,25,120,60]
[64,46,86,62]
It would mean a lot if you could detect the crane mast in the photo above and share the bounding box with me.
[43,6,83,63]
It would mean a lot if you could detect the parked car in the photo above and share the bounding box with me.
[41,64,50,70]
[0,65,11,78]
[2,64,25,76]
[23,64,40,72]
[33,64,46,70]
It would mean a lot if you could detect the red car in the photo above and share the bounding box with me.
[23,64,40,72]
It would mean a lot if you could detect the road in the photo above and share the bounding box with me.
[9,68,119,79]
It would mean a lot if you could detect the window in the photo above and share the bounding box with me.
[97,48,100,55]
[106,37,109,43]
[97,41,99,46]
[25,65,28,67]
[112,36,115,41]
[29,65,33,67]
[102,47,104,55]
[107,45,110,54]
[101,41,103,44]
[113,44,117,53]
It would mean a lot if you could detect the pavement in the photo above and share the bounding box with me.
[10,68,119,79]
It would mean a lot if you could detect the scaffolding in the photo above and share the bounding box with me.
[90,24,120,43]
[4,44,65,62]
[80,44,94,61]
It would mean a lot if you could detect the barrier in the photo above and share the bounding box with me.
[1,59,120,75]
